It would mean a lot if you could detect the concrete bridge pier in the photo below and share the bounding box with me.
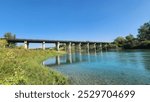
[72,43,75,51]
[42,41,45,50]
[86,43,89,53]
[99,43,102,50]
[66,42,72,53]
[79,43,82,51]
[75,43,81,52]
[105,43,108,50]
[93,43,96,52]
[24,41,29,49]
[56,42,60,51]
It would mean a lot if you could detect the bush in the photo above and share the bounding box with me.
[107,43,117,49]
[123,40,140,49]
[0,39,8,48]
[16,45,25,49]
[139,40,150,49]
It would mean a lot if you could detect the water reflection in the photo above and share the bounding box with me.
[56,56,60,65]
[66,52,72,64]
[45,51,99,67]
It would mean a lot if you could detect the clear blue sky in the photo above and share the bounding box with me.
[0,0,150,42]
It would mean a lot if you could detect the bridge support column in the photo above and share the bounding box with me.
[105,44,108,50]
[79,43,81,51]
[42,41,45,50]
[56,42,60,51]
[93,43,96,47]
[94,43,96,50]
[24,41,29,49]
[86,43,89,53]
[75,43,81,52]
[66,42,71,53]
[99,43,102,50]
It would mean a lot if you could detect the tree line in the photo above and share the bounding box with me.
[114,21,150,49]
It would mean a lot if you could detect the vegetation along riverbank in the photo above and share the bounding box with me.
[0,46,68,85]
[113,21,150,49]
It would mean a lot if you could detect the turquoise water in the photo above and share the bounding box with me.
[44,50,150,85]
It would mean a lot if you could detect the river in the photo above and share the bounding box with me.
[44,50,150,85]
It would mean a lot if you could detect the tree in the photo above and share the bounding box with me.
[125,34,134,42]
[139,40,150,49]
[4,32,16,39]
[114,36,126,47]
[114,21,150,49]
[3,32,16,47]
[137,21,150,41]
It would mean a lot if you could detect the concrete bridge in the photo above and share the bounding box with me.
[7,38,110,52]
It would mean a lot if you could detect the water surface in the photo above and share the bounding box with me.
[44,50,150,85]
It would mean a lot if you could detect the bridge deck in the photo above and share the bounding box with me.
[7,38,109,44]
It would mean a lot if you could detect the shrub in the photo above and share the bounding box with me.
[0,39,8,48]
[139,40,150,49]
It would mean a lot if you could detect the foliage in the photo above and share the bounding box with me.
[16,45,25,49]
[114,21,150,49]
[123,39,140,49]
[4,32,16,47]
[4,32,16,39]
[125,34,134,42]
[106,43,117,49]
[0,39,8,48]
[139,40,150,49]
[138,22,150,41]
[114,36,126,47]
[123,34,139,49]
[0,48,68,85]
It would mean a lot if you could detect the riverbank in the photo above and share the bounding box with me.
[0,48,68,85]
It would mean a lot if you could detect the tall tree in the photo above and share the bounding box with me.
[137,21,150,41]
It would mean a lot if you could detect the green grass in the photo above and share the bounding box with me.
[0,48,68,85]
